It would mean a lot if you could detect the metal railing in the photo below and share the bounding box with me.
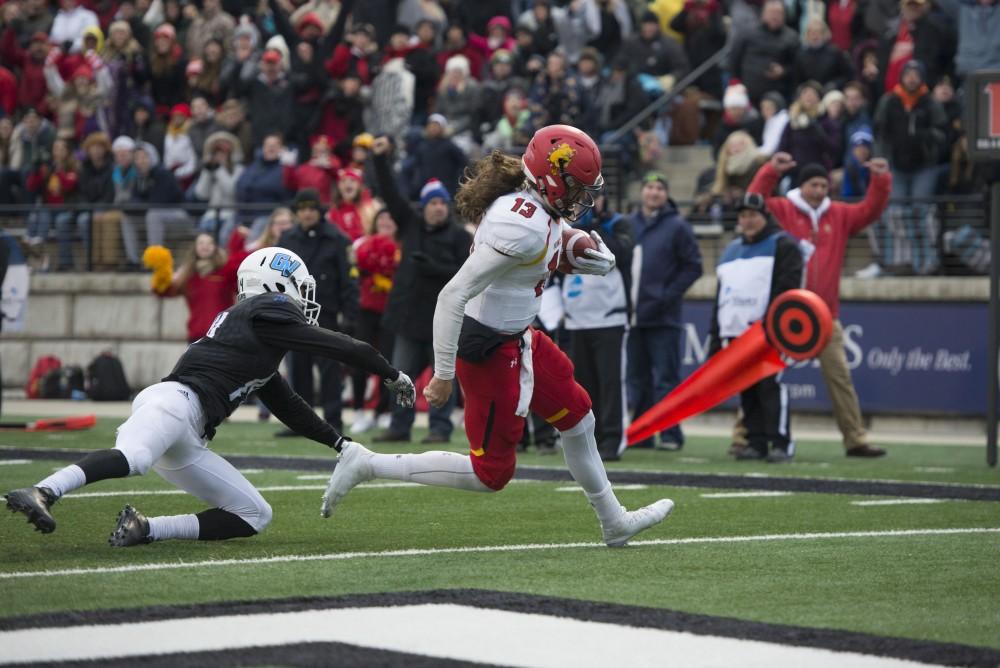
[0,193,990,278]
[604,44,732,145]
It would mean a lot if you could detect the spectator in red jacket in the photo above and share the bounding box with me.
[283,135,341,205]
[25,137,79,270]
[154,230,248,342]
[325,23,377,84]
[326,167,376,241]
[349,207,400,433]
[436,24,488,80]
[0,30,51,117]
[0,65,16,116]
[748,152,892,458]
[147,22,187,109]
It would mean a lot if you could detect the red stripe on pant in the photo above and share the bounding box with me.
[457,328,592,490]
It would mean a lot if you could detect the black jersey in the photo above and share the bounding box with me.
[164,293,307,433]
[165,292,398,441]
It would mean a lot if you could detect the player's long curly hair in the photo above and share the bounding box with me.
[455,150,528,223]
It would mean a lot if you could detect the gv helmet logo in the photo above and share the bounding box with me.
[269,253,301,278]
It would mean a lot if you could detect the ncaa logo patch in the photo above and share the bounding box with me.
[270,253,301,278]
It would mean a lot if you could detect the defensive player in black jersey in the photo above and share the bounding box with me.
[4,247,415,546]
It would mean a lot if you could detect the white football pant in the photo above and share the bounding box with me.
[114,381,272,532]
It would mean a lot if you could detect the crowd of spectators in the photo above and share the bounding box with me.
[0,0,996,276]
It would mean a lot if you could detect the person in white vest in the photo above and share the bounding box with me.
[708,192,804,462]
[540,195,634,461]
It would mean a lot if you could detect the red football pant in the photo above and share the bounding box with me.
[456,328,592,490]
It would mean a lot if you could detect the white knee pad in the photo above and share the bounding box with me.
[244,498,273,534]
[115,444,154,476]
[560,410,596,440]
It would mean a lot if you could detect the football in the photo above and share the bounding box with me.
[558,228,598,274]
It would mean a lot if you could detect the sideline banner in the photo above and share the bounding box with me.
[1,235,28,332]
[681,301,988,415]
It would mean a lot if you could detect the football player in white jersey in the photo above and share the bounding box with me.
[322,125,674,546]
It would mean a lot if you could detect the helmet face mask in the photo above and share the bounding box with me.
[558,172,604,222]
[237,248,322,326]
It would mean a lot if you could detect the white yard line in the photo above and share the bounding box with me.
[700,491,793,499]
[913,467,955,474]
[0,459,31,465]
[0,603,937,668]
[851,499,950,507]
[555,484,649,492]
[58,483,437,499]
[2,528,997,581]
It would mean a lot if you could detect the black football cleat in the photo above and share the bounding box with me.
[4,487,58,534]
[108,505,152,547]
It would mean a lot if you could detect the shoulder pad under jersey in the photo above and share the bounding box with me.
[249,294,308,324]
[477,192,552,261]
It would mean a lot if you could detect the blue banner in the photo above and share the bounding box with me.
[680,301,989,416]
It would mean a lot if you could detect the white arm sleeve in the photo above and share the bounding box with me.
[432,244,521,380]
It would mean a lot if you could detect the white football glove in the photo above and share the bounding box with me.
[573,231,616,276]
[384,370,415,407]
[320,468,336,518]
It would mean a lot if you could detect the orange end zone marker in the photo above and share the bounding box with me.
[627,290,832,445]
[0,415,97,432]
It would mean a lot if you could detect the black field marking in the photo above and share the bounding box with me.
[3,447,1000,501]
[2,590,999,667]
[5,641,489,668]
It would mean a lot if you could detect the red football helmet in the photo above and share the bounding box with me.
[522,124,604,222]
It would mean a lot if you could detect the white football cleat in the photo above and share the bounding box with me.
[601,499,675,547]
[320,441,375,518]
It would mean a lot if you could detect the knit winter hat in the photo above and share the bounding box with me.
[723,83,749,109]
[736,192,769,215]
[72,64,94,81]
[850,128,874,146]
[296,12,324,34]
[488,15,512,33]
[427,113,448,129]
[901,59,926,82]
[153,23,176,41]
[762,91,787,110]
[419,179,451,207]
[445,54,470,76]
[292,188,321,210]
[642,171,669,189]
[136,141,160,167]
[112,136,136,152]
[798,163,829,185]
[821,89,845,112]
[352,133,375,148]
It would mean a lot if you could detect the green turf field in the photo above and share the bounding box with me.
[2,417,999,654]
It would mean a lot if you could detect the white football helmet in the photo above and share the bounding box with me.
[237,247,321,325]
